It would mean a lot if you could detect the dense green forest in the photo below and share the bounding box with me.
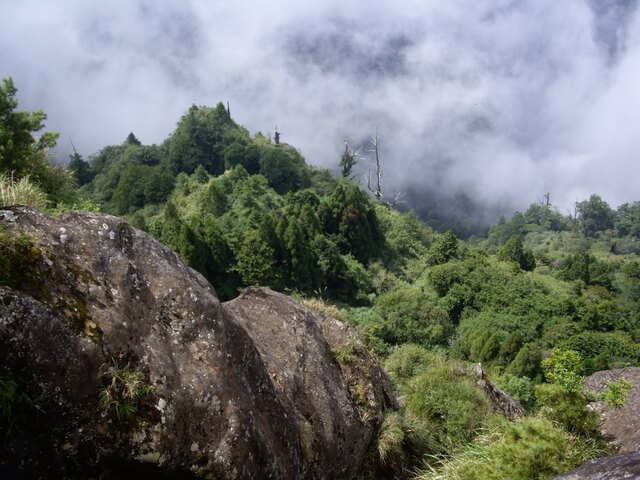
[3,76,640,478]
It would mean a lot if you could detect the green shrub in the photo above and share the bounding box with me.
[506,342,544,381]
[382,347,491,461]
[541,349,584,393]
[497,235,536,271]
[559,332,640,374]
[384,344,435,383]
[404,355,492,453]
[417,416,603,480]
[534,383,599,436]
[331,347,353,366]
[374,288,453,347]
[602,378,633,409]
[496,374,536,409]
[534,349,599,435]
[426,230,458,266]
[428,261,466,297]
[346,308,394,355]
[375,408,441,470]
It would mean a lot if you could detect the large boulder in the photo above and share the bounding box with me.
[583,367,640,452]
[551,452,640,480]
[0,206,396,479]
[226,288,396,476]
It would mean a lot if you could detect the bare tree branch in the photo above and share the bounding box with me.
[70,138,78,157]
[389,189,406,208]
[567,201,578,225]
[365,131,383,201]
[537,192,551,206]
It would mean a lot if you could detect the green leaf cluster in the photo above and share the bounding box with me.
[601,378,633,409]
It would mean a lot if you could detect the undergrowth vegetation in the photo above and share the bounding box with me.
[417,416,604,480]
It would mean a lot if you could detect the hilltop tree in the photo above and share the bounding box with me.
[112,165,173,214]
[258,146,310,194]
[124,132,142,146]
[235,228,281,288]
[576,194,614,237]
[339,141,359,179]
[0,77,59,177]
[498,235,536,271]
[320,180,383,263]
[523,203,570,232]
[68,150,93,186]
[615,201,640,238]
[223,140,260,174]
[164,103,234,176]
[278,216,321,290]
[87,140,164,207]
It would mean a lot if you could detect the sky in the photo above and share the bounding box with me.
[1,0,639,223]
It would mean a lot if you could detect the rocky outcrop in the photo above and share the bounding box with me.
[0,206,395,479]
[583,367,640,452]
[551,452,640,480]
[226,288,397,477]
[473,363,525,420]
[553,368,640,480]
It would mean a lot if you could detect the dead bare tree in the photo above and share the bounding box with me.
[567,201,579,226]
[274,126,281,146]
[70,139,78,157]
[365,131,383,201]
[537,192,551,206]
[388,189,406,208]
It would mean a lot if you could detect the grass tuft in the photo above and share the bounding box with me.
[98,366,153,422]
[0,174,49,209]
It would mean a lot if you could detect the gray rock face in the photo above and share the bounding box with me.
[551,452,640,480]
[0,206,395,479]
[226,288,397,479]
[584,367,640,452]
[473,363,525,420]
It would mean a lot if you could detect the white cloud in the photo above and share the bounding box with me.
[1,0,638,220]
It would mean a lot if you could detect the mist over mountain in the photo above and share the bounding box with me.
[1,0,639,229]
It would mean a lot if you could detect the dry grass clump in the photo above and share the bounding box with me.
[0,174,48,209]
[300,296,350,322]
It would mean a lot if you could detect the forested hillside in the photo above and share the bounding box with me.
[3,76,640,479]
